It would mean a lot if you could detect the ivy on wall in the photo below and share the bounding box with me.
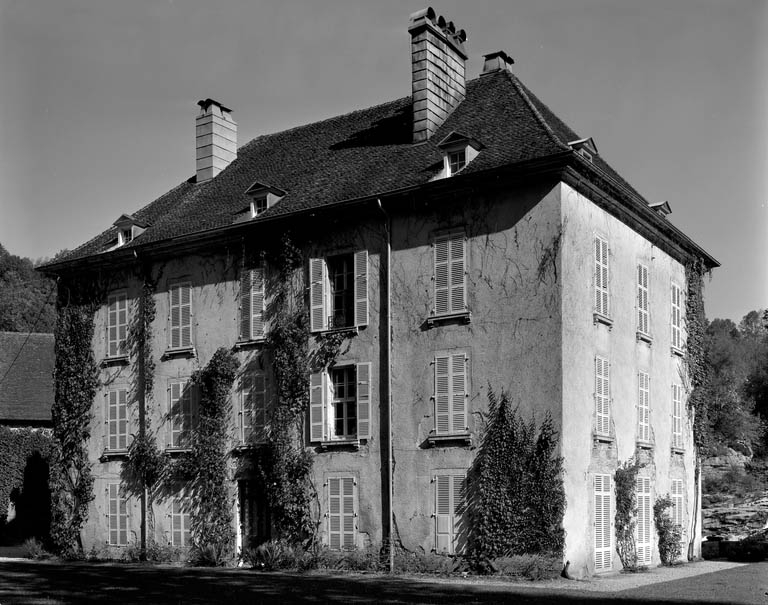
[653,495,682,566]
[614,458,643,571]
[469,387,565,562]
[50,297,99,556]
[684,259,709,450]
[0,427,53,527]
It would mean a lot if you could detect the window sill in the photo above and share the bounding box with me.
[593,433,614,444]
[101,355,129,368]
[671,346,685,358]
[671,446,685,455]
[164,447,192,455]
[427,311,471,327]
[593,313,613,328]
[636,332,653,345]
[100,449,129,461]
[231,442,266,455]
[636,441,654,450]
[427,432,471,447]
[313,326,359,337]
[318,438,360,450]
[162,347,196,360]
[234,339,266,350]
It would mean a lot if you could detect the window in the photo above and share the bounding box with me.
[107,483,129,546]
[671,283,683,351]
[671,479,684,528]
[594,236,609,318]
[106,388,129,451]
[433,352,468,435]
[327,477,357,550]
[168,379,195,449]
[434,473,465,554]
[638,371,650,443]
[637,264,649,337]
[118,228,133,246]
[240,265,265,341]
[636,476,652,565]
[169,281,192,349]
[309,250,368,332]
[170,497,191,547]
[448,149,466,175]
[250,197,268,217]
[595,356,610,437]
[672,384,683,449]
[594,474,611,571]
[240,372,267,444]
[309,363,370,443]
[107,292,128,358]
[433,232,467,317]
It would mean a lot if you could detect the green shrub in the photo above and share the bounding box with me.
[21,537,50,560]
[653,496,682,566]
[393,550,457,574]
[489,554,561,580]
[190,542,230,567]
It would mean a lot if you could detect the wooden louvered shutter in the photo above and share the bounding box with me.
[594,474,611,570]
[310,371,325,442]
[595,357,610,436]
[240,269,251,340]
[180,283,191,347]
[310,258,326,332]
[636,477,652,564]
[356,362,371,439]
[433,237,449,315]
[252,373,267,442]
[449,233,466,313]
[672,384,683,448]
[108,390,118,451]
[328,477,356,550]
[451,353,467,433]
[671,479,684,528]
[170,284,181,349]
[638,372,650,442]
[595,236,609,317]
[118,388,128,450]
[638,265,649,334]
[435,474,465,554]
[434,355,450,434]
[353,250,368,327]
[250,266,265,339]
[240,374,252,443]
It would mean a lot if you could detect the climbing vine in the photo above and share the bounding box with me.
[0,427,53,528]
[469,387,565,563]
[614,458,643,571]
[181,348,239,562]
[684,259,709,450]
[50,292,100,557]
[653,495,682,566]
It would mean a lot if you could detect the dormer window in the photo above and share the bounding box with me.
[568,137,598,164]
[111,214,147,249]
[244,181,285,218]
[434,131,482,181]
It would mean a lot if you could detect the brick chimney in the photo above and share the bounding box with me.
[408,7,468,143]
[196,98,236,183]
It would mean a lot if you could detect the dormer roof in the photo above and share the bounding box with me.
[436,131,483,151]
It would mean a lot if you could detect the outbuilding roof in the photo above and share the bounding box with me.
[0,332,54,425]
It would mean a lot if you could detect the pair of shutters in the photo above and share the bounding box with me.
[433,232,467,316]
[637,264,649,335]
[241,373,267,443]
[594,474,612,571]
[240,266,265,341]
[671,479,684,528]
[638,371,650,442]
[636,477,652,565]
[169,282,192,349]
[107,483,129,546]
[309,251,368,332]
[106,389,129,451]
[595,356,610,436]
[435,474,465,554]
[327,477,356,550]
[672,384,683,448]
[169,380,195,448]
[594,236,609,317]
[310,362,371,442]
[107,292,128,357]
[170,497,191,547]
[434,353,468,435]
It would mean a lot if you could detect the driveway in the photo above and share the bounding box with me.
[0,559,765,604]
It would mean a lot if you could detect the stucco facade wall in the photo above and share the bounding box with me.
[559,182,698,577]
[388,181,564,553]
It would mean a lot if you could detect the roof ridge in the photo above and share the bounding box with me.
[507,72,571,152]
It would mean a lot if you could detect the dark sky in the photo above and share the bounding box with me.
[0,0,765,321]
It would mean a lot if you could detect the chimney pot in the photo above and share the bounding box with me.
[481,51,514,76]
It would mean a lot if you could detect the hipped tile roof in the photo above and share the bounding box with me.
[0,332,54,424]
[46,69,714,268]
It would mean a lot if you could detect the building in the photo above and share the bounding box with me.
[0,332,54,428]
[42,7,718,576]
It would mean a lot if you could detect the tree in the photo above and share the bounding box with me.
[0,243,56,333]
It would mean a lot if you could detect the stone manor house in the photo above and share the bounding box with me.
[43,7,718,576]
